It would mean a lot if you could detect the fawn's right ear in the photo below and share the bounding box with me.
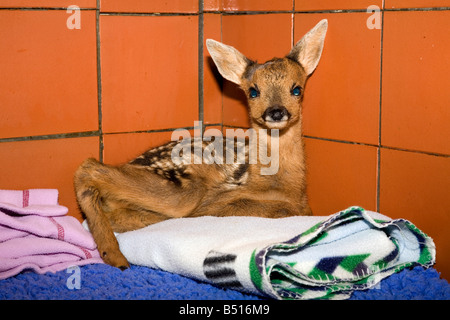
[206,39,252,86]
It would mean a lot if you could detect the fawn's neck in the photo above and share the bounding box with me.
[250,120,306,180]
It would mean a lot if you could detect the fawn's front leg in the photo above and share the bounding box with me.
[75,183,130,269]
[191,192,303,218]
[74,158,207,268]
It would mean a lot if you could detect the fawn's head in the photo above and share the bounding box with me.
[207,19,328,130]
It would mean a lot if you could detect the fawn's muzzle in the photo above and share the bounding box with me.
[262,106,291,122]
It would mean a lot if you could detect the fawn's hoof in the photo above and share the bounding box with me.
[101,249,130,270]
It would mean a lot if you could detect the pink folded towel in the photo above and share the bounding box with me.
[0,189,103,280]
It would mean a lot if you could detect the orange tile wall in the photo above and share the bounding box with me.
[0,1,449,279]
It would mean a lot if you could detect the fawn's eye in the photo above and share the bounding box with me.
[291,86,301,96]
[249,87,259,98]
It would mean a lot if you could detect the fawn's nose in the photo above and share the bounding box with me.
[262,106,291,122]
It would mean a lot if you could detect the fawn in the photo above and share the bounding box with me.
[74,19,328,269]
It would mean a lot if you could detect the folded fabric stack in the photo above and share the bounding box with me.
[0,189,103,280]
[116,206,436,300]
[0,188,436,300]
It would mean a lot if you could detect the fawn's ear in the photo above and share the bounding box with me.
[287,19,328,76]
[206,39,252,85]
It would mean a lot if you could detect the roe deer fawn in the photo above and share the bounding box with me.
[74,19,328,269]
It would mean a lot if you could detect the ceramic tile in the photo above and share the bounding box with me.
[304,138,378,216]
[0,137,99,221]
[222,0,293,11]
[203,14,223,125]
[100,0,198,13]
[382,11,450,155]
[385,0,450,8]
[295,0,382,11]
[0,10,98,139]
[100,15,199,133]
[204,0,222,11]
[221,14,293,127]
[0,0,95,7]
[297,13,381,145]
[103,131,175,165]
[379,148,450,277]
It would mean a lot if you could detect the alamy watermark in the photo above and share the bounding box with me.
[366,5,381,30]
[66,5,81,30]
[170,122,280,176]
[66,265,81,290]
[66,4,382,31]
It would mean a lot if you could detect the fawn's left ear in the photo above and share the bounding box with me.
[287,19,328,76]
[206,39,252,85]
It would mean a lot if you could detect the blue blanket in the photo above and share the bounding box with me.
[1,263,448,300]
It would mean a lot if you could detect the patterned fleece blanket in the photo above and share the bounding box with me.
[115,206,436,300]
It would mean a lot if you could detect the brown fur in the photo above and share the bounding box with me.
[74,20,328,269]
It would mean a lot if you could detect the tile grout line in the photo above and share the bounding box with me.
[100,12,199,16]
[217,7,450,15]
[303,135,450,158]
[304,135,379,148]
[219,12,224,133]
[0,130,448,158]
[1,7,449,13]
[0,131,101,143]
[376,2,386,212]
[0,123,222,144]
[0,7,97,11]
[198,0,205,134]
[96,0,104,163]
[102,124,223,135]
[291,0,295,47]
[376,145,450,158]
